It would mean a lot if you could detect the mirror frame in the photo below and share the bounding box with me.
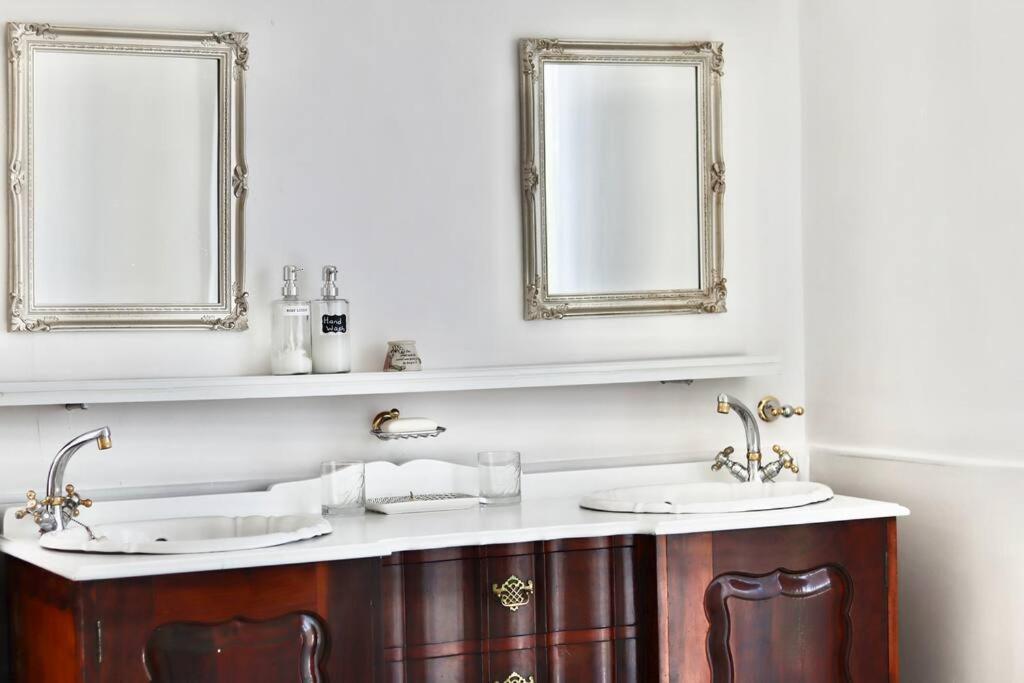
[6,23,249,331]
[519,39,725,319]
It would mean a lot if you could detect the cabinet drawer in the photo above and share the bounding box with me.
[488,647,540,683]
[485,553,541,638]
[382,550,483,648]
[546,540,637,633]
[390,653,484,682]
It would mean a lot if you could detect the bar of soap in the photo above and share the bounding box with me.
[380,417,438,433]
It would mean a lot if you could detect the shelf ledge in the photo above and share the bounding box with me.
[0,355,779,407]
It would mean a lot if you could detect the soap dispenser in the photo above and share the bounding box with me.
[271,265,313,375]
[311,265,352,374]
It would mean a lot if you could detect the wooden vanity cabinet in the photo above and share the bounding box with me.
[654,518,899,683]
[6,556,381,682]
[381,536,643,682]
[4,519,898,682]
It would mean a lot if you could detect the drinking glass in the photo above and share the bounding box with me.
[320,461,365,517]
[478,451,522,505]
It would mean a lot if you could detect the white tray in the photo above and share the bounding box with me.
[366,492,480,514]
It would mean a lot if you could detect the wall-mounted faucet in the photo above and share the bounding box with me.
[15,426,111,533]
[712,394,797,482]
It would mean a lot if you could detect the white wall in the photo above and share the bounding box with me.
[801,1,1024,680]
[0,0,807,501]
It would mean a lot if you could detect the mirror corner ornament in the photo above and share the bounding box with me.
[525,276,567,321]
[519,38,726,319]
[6,22,249,331]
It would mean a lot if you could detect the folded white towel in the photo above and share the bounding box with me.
[379,417,439,433]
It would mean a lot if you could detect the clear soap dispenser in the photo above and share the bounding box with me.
[311,265,352,374]
[271,265,313,375]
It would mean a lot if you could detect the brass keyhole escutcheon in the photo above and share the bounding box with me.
[492,575,535,612]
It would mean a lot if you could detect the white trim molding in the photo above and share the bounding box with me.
[811,443,1024,471]
[0,355,778,407]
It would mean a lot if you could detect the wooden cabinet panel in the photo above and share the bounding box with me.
[143,612,327,683]
[489,646,540,683]
[660,518,896,683]
[401,653,484,681]
[548,640,615,683]
[400,555,483,647]
[546,548,613,632]
[485,553,541,638]
[705,567,851,683]
[4,524,895,683]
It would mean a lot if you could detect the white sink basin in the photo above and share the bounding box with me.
[38,514,332,554]
[580,481,834,514]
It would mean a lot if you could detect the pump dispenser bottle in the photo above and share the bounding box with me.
[271,265,313,375]
[311,265,351,374]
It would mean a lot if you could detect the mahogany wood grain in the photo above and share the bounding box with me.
[0,556,9,683]
[887,517,900,683]
[663,532,714,683]
[661,518,895,683]
[7,557,84,682]
[484,553,541,638]
[3,522,896,683]
[143,612,327,682]
[546,548,613,632]
[705,567,852,683]
[488,645,540,682]
[326,557,383,680]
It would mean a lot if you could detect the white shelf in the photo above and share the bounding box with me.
[0,355,779,407]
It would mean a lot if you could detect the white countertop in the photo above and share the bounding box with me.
[0,494,908,581]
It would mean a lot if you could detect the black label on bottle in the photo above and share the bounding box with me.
[321,314,347,334]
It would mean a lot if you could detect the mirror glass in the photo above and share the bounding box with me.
[7,24,248,331]
[33,51,220,306]
[520,40,725,319]
[543,63,700,295]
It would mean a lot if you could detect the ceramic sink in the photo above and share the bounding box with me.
[579,481,834,514]
[37,513,332,554]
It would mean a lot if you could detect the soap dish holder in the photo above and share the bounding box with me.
[371,426,446,441]
[370,408,446,441]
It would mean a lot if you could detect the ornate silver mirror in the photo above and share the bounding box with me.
[519,40,725,319]
[7,24,248,331]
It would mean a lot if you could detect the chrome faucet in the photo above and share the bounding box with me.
[712,394,797,482]
[15,426,111,533]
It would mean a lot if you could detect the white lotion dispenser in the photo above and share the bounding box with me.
[271,265,313,375]
[311,265,351,374]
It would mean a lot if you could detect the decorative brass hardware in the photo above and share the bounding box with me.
[771,445,799,474]
[496,673,535,683]
[710,446,734,471]
[13,489,41,519]
[757,396,805,422]
[15,485,92,523]
[62,484,93,517]
[371,408,401,431]
[492,575,535,612]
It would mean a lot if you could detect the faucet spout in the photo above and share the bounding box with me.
[716,394,761,455]
[44,427,111,531]
[716,394,761,481]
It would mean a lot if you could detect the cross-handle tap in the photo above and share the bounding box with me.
[711,446,750,482]
[14,484,93,531]
[759,445,800,482]
[16,427,111,534]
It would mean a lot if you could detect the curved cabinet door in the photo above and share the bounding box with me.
[704,567,851,683]
[661,519,898,683]
[144,613,327,683]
